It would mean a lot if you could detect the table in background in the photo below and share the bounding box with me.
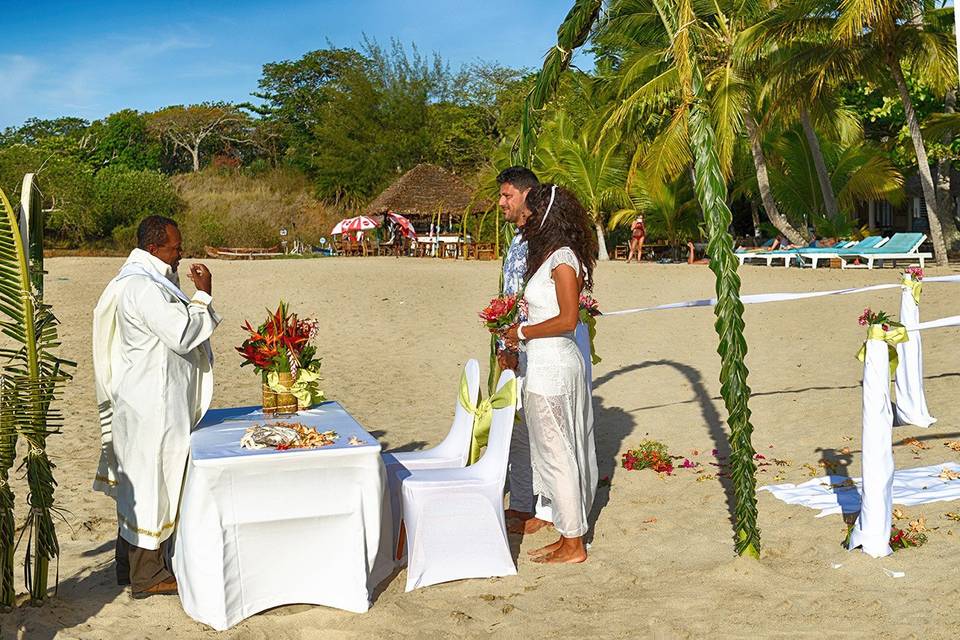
[173,402,394,631]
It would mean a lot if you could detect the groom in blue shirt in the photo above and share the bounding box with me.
[496,166,554,534]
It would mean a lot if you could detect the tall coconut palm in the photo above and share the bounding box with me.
[766,0,957,265]
[524,0,761,556]
[599,0,809,245]
[0,185,72,605]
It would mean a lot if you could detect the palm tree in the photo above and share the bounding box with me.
[766,0,957,265]
[524,0,762,557]
[0,185,72,605]
[534,112,631,259]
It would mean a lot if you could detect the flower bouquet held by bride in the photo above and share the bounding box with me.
[236,301,324,414]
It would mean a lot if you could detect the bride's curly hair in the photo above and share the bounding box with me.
[523,184,597,290]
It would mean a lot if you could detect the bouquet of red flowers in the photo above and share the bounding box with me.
[479,294,524,333]
[857,308,893,330]
[237,301,323,412]
[903,266,924,281]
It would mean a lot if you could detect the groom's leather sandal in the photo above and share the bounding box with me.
[132,578,178,599]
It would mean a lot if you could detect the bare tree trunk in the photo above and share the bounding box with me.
[935,89,959,254]
[743,110,808,244]
[594,220,609,260]
[750,200,761,238]
[191,147,200,172]
[889,53,949,266]
[799,108,840,220]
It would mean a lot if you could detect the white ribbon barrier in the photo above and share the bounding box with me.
[601,275,960,318]
[895,279,936,428]
[848,336,895,558]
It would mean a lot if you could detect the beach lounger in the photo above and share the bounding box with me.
[796,237,886,269]
[843,232,930,269]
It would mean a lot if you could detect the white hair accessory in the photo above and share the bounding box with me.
[539,185,558,230]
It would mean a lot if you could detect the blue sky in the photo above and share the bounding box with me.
[0,1,590,129]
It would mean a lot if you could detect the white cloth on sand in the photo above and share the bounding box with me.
[522,247,597,537]
[92,248,220,549]
[761,462,960,518]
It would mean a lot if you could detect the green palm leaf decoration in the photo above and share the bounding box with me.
[0,184,73,605]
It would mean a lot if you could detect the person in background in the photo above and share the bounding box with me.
[626,215,646,263]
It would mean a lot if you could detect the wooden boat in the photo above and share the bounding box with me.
[204,245,284,260]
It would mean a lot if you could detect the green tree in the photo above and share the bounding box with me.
[527,0,762,556]
[146,103,248,173]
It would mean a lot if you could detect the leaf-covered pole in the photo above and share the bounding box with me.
[689,66,760,558]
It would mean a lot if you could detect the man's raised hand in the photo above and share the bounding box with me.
[188,263,212,295]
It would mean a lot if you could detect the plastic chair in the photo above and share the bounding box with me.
[400,369,518,591]
[381,359,481,556]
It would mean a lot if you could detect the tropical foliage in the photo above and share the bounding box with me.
[0,178,73,605]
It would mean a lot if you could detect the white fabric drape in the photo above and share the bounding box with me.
[92,249,219,549]
[895,278,936,428]
[174,404,393,630]
[848,336,894,558]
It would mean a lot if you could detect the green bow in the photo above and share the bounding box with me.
[578,309,602,365]
[902,275,922,306]
[856,323,909,378]
[459,372,517,465]
[267,364,325,410]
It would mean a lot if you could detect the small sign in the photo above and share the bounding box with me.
[279,227,288,237]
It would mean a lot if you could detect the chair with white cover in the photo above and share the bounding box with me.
[380,359,481,556]
[400,369,518,591]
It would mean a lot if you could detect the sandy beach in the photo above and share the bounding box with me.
[3,256,960,639]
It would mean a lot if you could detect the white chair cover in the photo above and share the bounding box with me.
[381,359,480,557]
[400,370,518,591]
[895,280,936,428]
[848,337,894,558]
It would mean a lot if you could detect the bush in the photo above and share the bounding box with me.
[172,168,341,255]
[93,166,182,236]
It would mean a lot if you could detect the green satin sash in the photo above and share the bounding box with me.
[856,323,908,378]
[459,372,517,465]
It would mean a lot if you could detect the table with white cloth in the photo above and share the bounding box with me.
[173,402,394,631]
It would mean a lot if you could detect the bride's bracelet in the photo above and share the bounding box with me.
[517,324,527,341]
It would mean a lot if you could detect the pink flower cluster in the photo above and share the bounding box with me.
[578,294,601,317]
[479,294,520,332]
[858,307,891,330]
[904,266,924,281]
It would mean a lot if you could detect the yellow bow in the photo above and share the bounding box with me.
[856,323,909,378]
[578,309,602,365]
[901,276,922,306]
[459,372,516,465]
[267,365,325,410]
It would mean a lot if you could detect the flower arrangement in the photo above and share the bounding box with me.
[578,294,602,364]
[857,308,893,329]
[903,266,924,281]
[889,526,927,550]
[622,440,673,474]
[479,294,525,333]
[237,301,323,413]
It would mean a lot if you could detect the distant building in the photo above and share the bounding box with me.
[857,166,960,237]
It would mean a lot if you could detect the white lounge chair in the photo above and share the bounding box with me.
[797,237,887,269]
[400,369,518,591]
[842,233,931,269]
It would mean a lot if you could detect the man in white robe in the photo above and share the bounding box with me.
[93,215,220,597]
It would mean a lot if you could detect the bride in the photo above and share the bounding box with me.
[502,184,598,564]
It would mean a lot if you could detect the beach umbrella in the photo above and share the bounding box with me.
[386,212,416,238]
[331,216,378,235]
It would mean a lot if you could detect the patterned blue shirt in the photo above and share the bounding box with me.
[502,231,527,296]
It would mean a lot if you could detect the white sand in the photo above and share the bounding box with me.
[3,256,960,639]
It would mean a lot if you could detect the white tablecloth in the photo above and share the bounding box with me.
[173,403,394,630]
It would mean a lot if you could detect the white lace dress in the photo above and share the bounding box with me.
[522,247,597,537]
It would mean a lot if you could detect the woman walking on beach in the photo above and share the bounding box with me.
[502,184,598,564]
[626,214,645,263]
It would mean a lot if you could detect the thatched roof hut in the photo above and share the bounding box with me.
[365,164,491,220]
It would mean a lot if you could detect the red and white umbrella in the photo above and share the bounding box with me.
[331,216,379,235]
[386,212,417,238]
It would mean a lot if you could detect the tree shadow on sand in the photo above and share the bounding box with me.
[0,558,124,640]
[589,360,738,544]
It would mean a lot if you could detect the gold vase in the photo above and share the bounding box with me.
[262,371,298,415]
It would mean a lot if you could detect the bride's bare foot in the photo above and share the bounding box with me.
[509,517,552,535]
[531,536,587,564]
